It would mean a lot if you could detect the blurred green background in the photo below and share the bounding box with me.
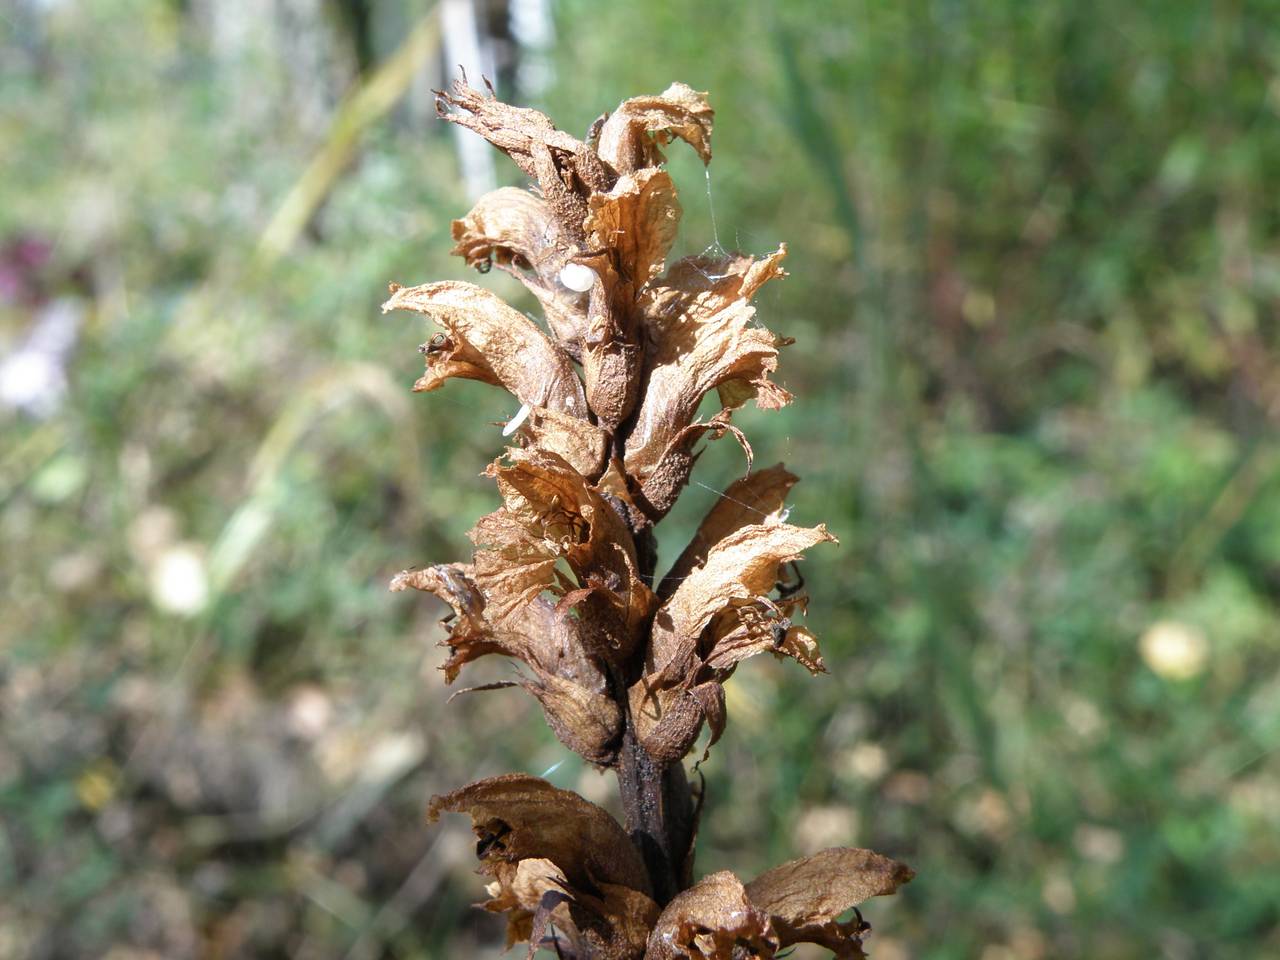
[3,1,1279,957]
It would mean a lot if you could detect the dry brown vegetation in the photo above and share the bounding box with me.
[386,79,912,959]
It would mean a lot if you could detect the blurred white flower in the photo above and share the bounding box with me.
[1074,824,1125,864]
[792,803,859,854]
[1041,870,1077,914]
[956,787,1013,841]
[149,543,210,617]
[0,299,81,418]
[48,550,102,593]
[1139,619,1208,680]
[1064,696,1104,741]
[843,742,889,780]
[286,686,333,740]
[128,506,180,566]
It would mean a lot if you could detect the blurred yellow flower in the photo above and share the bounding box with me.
[75,760,119,811]
[1139,619,1208,680]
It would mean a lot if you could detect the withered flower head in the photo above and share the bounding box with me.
[387,79,914,958]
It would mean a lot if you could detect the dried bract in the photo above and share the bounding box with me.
[435,79,610,238]
[596,82,715,174]
[391,565,622,762]
[645,871,776,960]
[746,848,916,958]
[451,187,588,351]
[383,280,585,415]
[624,246,792,519]
[429,774,650,893]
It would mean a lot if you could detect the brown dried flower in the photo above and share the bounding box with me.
[387,79,913,958]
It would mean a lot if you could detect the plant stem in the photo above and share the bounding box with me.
[611,453,695,905]
[615,726,694,906]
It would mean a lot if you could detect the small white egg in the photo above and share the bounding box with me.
[558,262,596,293]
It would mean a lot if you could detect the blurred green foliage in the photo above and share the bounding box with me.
[3,1,1279,958]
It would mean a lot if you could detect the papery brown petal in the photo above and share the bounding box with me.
[429,774,650,896]
[586,168,681,287]
[573,252,643,430]
[630,414,752,522]
[483,858,565,949]
[471,449,639,628]
[390,560,555,674]
[451,187,566,272]
[465,491,576,642]
[489,448,658,655]
[488,863,658,960]
[745,847,914,916]
[700,609,827,677]
[641,245,788,328]
[525,670,623,765]
[436,79,612,237]
[650,521,836,674]
[577,186,673,430]
[628,680,725,764]
[510,405,609,481]
[659,464,799,599]
[435,81,592,178]
[392,564,619,761]
[644,871,777,960]
[464,449,651,756]
[628,682,697,764]
[468,510,560,623]
[549,884,663,960]
[390,564,503,683]
[578,171,680,431]
[624,247,791,521]
[597,83,714,175]
[689,682,726,759]
[629,306,787,461]
[450,187,589,350]
[775,624,825,675]
[527,888,576,959]
[745,848,915,958]
[383,280,586,416]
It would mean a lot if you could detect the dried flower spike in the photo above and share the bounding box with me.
[387,78,914,958]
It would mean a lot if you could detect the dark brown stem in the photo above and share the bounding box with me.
[611,446,693,905]
[615,727,694,906]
